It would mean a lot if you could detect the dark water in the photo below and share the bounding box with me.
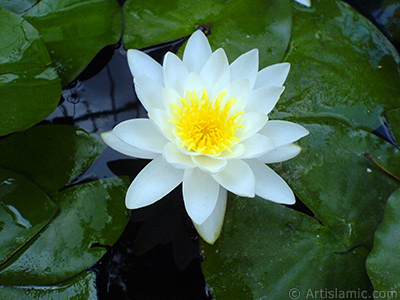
[43,1,399,299]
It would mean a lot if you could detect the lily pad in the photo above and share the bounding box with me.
[0,177,129,286]
[0,6,61,137]
[201,0,400,298]
[123,0,292,67]
[0,124,105,198]
[0,124,129,290]
[0,169,58,265]
[0,271,98,299]
[202,196,373,299]
[366,188,400,296]
[271,0,400,133]
[22,0,123,85]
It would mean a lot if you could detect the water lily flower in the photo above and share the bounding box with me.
[101,30,309,244]
[293,0,311,7]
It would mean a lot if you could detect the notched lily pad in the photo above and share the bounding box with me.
[0,7,61,137]
[0,169,58,265]
[275,0,400,132]
[123,0,292,67]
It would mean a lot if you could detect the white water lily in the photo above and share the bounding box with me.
[101,30,309,244]
[293,0,311,7]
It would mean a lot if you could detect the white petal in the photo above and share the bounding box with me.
[236,112,268,140]
[163,87,182,114]
[254,62,290,89]
[163,52,189,96]
[148,108,174,141]
[183,168,220,224]
[113,119,169,153]
[212,160,255,197]
[183,30,212,73]
[200,48,230,98]
[246,159,295,204]
[230,49,259,89]
[193,186,227,244]
[163,142,195,169]
[192,155,227,173]
[223,78,250,113]
[127,49,163,85]
[258,144,302,163]
[174,138,202,156]
[293,0,311,7]
[245,86,285,114]
[240,134,275,159]
[101,131,158,159]
[125,156,184,209]
[259,120,309,147]
[184,72,206,97]
[218,143,246,159]
[134,76,164,111]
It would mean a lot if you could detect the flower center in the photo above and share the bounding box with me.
[169,89,245,155]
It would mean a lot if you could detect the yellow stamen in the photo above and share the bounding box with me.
[169,89,245,155]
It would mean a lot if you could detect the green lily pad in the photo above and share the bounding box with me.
[366,188,400,296]
[0,177,129,286]
[0,124,129,288]
[201,0,400,298]
[123,0,292,67]
[0,7,61,137]
[22,0,123,85]
[0,0,37,14]
[0,169,58,265]
[0,124,105,198]
[202,196,373,299]
[272,0,400,132]
[0,271,98,299]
